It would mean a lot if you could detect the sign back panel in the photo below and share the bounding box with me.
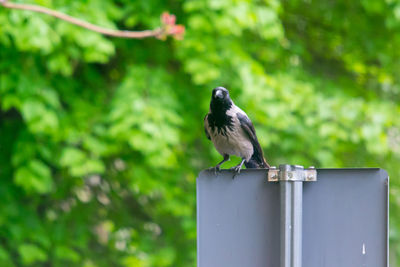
[197,168,388,267]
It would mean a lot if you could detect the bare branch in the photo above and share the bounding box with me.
[0,1,185,39]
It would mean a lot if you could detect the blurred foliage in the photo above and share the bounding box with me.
[0,0,400,266]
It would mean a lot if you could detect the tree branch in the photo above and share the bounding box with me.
[0,1,185,39]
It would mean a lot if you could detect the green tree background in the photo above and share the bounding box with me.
[0,0,400,266]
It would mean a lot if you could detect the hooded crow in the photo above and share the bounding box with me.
[204,87,270,176]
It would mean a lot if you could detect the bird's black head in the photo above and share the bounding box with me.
[210,87,232,112]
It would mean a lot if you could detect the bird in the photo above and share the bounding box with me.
[204,86,270,177]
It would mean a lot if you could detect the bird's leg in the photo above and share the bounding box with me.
[208,154,230,175]
[230,159,246,179]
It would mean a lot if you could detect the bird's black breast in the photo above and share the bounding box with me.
[207,112,235,137]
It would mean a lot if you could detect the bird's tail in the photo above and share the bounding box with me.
[245,154,270,169]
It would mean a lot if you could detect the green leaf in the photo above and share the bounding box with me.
[60,147,87,167]
[14,160,53,194]
[21,99,59,134]
[18,244,47,265]
[55,246,80,262]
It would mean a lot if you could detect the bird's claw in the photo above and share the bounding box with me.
[230,166,241,179]
[208,165,221,176]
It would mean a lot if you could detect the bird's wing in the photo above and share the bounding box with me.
[236,112,257,141]
[237,112,267,166]
[204,114,211,140]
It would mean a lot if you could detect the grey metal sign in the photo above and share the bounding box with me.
[197,168,388,267]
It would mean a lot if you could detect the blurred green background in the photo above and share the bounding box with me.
[1,0,400,266]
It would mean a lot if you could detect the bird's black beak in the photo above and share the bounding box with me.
[215,90,223,99]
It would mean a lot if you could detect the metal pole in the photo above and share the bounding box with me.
[291,180,303,267]
[280,164,303,267]
[280,180,292,267]
[269,165,316,267]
